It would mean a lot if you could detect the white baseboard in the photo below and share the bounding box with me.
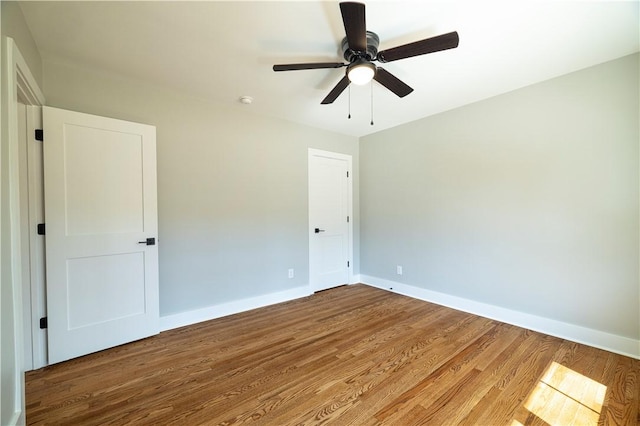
[360,275,640,360]
[6,411,22,426]
[160,286,313,331]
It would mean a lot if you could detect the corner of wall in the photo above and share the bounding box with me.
[1,1,43,89]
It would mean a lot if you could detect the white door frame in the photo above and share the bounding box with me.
[308,148,353,290]
[21,105,45,369]
[1,37,45,426]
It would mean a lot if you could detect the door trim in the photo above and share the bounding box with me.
[308,148,353,291]
[10,42,46,370]
[23,105,45,369]
[2,37,45,426]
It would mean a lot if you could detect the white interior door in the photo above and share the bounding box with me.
[308,149,352,292]
[43,106,159,364]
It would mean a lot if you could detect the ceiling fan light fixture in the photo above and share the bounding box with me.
[273,2,459,105]
[347,59,376,85]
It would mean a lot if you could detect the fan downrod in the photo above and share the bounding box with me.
[341,31,380,62]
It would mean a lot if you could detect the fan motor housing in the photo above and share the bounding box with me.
[341,31,380,62]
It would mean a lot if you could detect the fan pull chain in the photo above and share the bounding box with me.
[370,81,374,126]
[348,86,351,119]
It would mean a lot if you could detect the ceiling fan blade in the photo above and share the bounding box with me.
[321,75,350,104]
[273,62,345,72]
[340,2,367,53]
[374,68,413,98]
[377,31,459,63]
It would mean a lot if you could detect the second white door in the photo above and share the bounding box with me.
[308,149,352,292]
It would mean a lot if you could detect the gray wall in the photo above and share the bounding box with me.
[361,53,639,340]
[42,58,359,316]
[1,1,42,87]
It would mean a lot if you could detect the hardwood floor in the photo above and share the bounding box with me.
[26,284,639,425]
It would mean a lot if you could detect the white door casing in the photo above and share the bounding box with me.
[308,149,352,292]
[17,104,46,371]
[2,37,45,426]
[43,106,159,364]
[24,105,46,369]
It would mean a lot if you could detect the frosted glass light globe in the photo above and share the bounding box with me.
[347,62,375,85]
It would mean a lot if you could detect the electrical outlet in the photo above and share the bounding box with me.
[397,265,403,275]
[288,269,294,279]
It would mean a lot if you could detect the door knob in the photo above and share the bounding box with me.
[138,237,156,245]
[314,228,325,233]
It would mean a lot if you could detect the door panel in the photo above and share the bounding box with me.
[44,106,159,364]
[66,253,146,329]
[308,149,352,291]
[63,125,144,235]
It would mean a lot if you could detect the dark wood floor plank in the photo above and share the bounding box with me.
[26,284,639,425]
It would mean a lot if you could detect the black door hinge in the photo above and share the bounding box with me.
[35,129,43,141]
[346,171,349,178]
[39,317,48,329]
[37,223,45,235]
[347,261,350,268]
[347,216,350,223]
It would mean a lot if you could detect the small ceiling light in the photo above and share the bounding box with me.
[239,95,253,105]
[347,59,376,85]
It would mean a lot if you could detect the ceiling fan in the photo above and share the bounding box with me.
[273,1,459,105]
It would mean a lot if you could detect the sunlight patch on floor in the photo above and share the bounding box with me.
[522,361,607,425]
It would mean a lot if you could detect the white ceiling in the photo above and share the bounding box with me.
[20,1,640,138]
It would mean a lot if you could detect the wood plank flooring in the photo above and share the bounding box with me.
[26,284,639,425]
